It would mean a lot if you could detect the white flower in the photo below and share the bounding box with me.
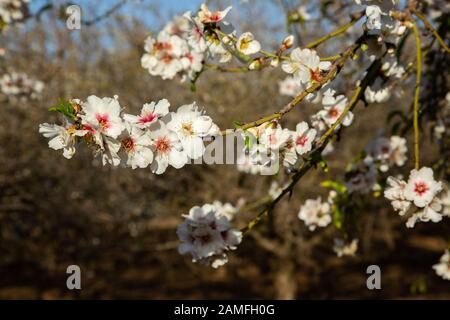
[389,136,408,167]
[384,176,411,215]
[99,136,122,166]
[433,250,450,280]
[298,197,332,231]
[149,120,188,174]
[236,32,261,55]
[364,135,407,171]
[39,122,87,159]
[0,0,29,25]
[0,72,44,99]
[292,121,317,155]
[382,58,405,78]
[295,6,311,21]
[177,203,242,268]
[365,5,382,30]
[183,12,208,52]
[333,239,359,257]
[166,102,219,160]
[279,76,304,97]
[141,32,188,80]
[119,124,154,169]
[259,124,291,151]
[317,89,353,128]
[406,198,443,228]
[80,95,125,140]
[281,48,331,83]
[123,99,170,129]
[404,167,442,208]
[213,201,237,221]
[197,4,232,24]
[365,82,391,103]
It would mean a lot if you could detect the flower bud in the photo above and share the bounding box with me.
[282,35,294,49]
[270,58,279,67]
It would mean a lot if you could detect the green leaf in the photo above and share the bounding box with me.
[49,98,76,120]
[233,121,243,129]
[321,180,347,194]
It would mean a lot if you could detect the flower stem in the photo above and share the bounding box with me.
[413,10,450,54]
[412,22,422,170]
[305,11,364,49]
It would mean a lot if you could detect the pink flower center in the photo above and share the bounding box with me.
[296,135,308,147]
[200,234,212,245]
[83,124,96,133]
[155,42,172,51]
[121,137,135,152]
[328,107,340,119]
[268,134,277,145]
[209,13,221,22]
[138,113,157,125]
[155,137,171,153]
[162,54,173,64]
[414,182,429,196]
[95,114,110,130]
[310,69,322,82]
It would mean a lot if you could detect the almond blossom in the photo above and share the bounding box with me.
[38,122,87,159]
[364,135,407,172]
[292,121,317,155]
[404,167,442,208]
[149,120,188,174]
[123,99,170,129]
[279,76,304,97]
[333,239,359,257]
[166,102,219,160]
[385,167,447,228]
[1,72,44,100]
[119,124,154,169]
[298,197,332,231]
[281,48,331,84]
[316,89,353,128]
[141,32,189,80]
[236,32,261,55]
[177,203,242,268]
[197,4,232,24]
[433,250,450,281]
[80,95,125,140]
[0,0,29,26]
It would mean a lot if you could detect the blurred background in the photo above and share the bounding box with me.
[0,0,449,299]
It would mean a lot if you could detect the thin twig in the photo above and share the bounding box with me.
[412,22,422,170]
[413,10,450,54]
[220,40,363,136]
[305,11,364,49]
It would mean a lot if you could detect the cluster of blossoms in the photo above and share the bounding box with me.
[345,133,407,194]
[355,0,408,46]
[384,167,450,228]
[141,4,264,82]
[237,120,317,175]
[39,96,219,174]
[433,250,450,281]
[0,0,29,30]
[177,203,242,268]
[364,57,405,103]
[0,72,44,100]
